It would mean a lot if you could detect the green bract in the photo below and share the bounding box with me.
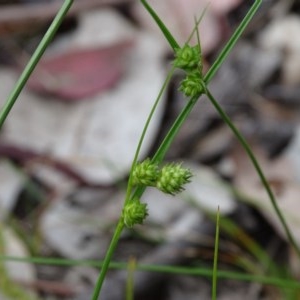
[156,163,192,195]
[122,199,148,228]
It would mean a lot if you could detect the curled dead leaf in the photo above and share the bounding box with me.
[27,41,133,100]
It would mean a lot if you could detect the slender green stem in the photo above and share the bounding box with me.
[205,88,300,258]
[91,220,124,300]
[1,255,300,290]
[0,0,74,129]
[212,207,220,300]
[204,0,262,84]
[152,96,198,163]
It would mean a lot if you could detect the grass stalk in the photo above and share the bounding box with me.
[1,255,300,290]
[91,220,124,300]
[0,0,73,129]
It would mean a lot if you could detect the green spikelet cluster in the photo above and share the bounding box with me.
[133,160,192,195]
[178,70,204,98]
[174,42,204,98]
[126,161,192,227]
[122,198,148,228]
[156,163,192,195]
[174,44,201,71]
[132,158,159,186]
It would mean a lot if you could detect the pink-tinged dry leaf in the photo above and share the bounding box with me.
[132,0,241,54]
[27,41,133,100]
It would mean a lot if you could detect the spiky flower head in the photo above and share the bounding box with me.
[156,163,193,195]
[132,159,159,186]
[122,198,148,228]
[174,44,201,71]
[179,70,204,98]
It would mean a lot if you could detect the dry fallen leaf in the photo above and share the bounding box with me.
[27,41,133,100]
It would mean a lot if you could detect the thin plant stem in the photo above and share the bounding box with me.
[212,207,220,300]
[205,88,300,258]
[1,255,300,290]
[1,253,299,294]
[91,220,124,300]
[0,0,74,129]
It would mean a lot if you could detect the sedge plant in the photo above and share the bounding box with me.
[0,0,300,299]
[92,0,300,300]
[92,0,300,298]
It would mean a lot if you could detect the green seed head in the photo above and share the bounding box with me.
[122,199,148,228]
[156,163,193,195]
[132,159,159,186]
[174,44,201,71]
[179,70,204,98]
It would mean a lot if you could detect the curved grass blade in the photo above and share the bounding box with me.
[1,255,300,290]
[91,220,124,300]
[0,0,74,129]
